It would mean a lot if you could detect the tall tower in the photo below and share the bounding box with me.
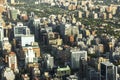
[8,52,18,72]
[0,24,4,42]
[79,57,88,80]
[70,49,87,69]
[100,62,117,80]
[25,47,36,65]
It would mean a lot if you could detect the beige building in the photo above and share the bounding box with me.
[106,6,112,13]
[85,11,89,18]
[93,13,98,19]
[0,5,5,13]
[108,13,113,19]
[98,44,104,53]
[10,0,15,4]
[8,52,19,72]
[3,67,15,80]
[78,11,82,18]
[86,29,91,37]
[56,37,62,46]
[103,13,107,19]
[3,37,11,52]
[111,6,117,15]
[0,0,6,4]
[97,57,109,71]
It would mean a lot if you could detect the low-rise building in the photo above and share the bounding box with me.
[56,66,71,78]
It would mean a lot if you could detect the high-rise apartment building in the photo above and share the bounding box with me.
[8,52,19,72]
[14,22,30,37]
[44,54,54,69]
[0,23,4,41]
[70,49,87,69]
[100,62,117,80]
[79,57,88,80]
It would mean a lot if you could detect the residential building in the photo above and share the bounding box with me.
[20,35,35,47]
[66,75,78,80]
[10,9,18,20]
[33,18,41,41]
[8,0,15,4]
[2,67,15,80]
[88,68,100,80]
[22,42,40,57]
[70,48,87,69]
[100,62,117,80]
[8,52,19,72]
[60,23,72,36]
[25,47,37,67]
[56,66,71,78]
[44,54,54,69]
[2,37,11,52]
[14,22,30,37]
[79,57,88,80]
[0,23,4,41]
[0,0,6,4]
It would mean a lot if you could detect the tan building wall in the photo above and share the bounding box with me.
[23,47,41,58]
[0,6,5,13]
[97,57,109,71]
[0,0,6,4]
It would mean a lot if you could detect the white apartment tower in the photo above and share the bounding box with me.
[8,52,18,72]
[70,49,87,69]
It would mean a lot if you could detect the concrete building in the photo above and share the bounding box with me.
[79,57,88,80]
[47,32,54,39]
[100,62,117,80]
[78,11,82,18]
[56,36,63,46]
[100,7,106,12]
[45,27,52,33]
[88,68,100,80]
[2,67,15,80]
[60,23,72,36]
[98,44,104,54]
[103,13,107,19]
[25,47,37,66]
[56,66,71,78]
[8,0,15,4]
[94,13,98,19]
[97,57,109,71]
[8,52,19,72]
[0,23,4,41]
[20,35,35,47]
[22,42,40,58]
[72,26,79,36]
[31,65,40,79]
[85,11,90,18]
[0,0,6,13]
[2,37,11,52]
[44,54,54,69]
[70,48,87,69]
[108,13,113,19]
[14,22,30,37]
[39,0,54,4]
[33,18,41,41]
[66,75,78,80]
[10,9,18,20]
[0,0,6,4]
